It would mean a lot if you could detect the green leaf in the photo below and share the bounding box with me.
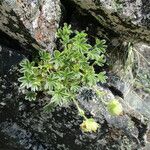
[70,82,80,93]
[84,72,98,87]
[19,72,34,88]
[30,80,41,91]
[95,54,106,66]
[18,23,107,114]
[19,72,41,91]
[72,31,90,54]
[53,50,64,69]
[25,91,37,101]
[57,23,72,46]
[97,72,107,83]
[94,39,107,53]
[39,50,51,61]
[51,89,70,106]
[43,102,57,112]
[87,50,99,60]
[20,59,35,73]
[44,74,58,90]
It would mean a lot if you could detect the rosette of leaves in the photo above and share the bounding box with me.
[19,23,107,105]
[19,23,109,132]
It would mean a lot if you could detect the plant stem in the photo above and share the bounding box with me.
[73,99,87,120]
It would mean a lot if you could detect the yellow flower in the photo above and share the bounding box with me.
[107,99,123,116]
[80,118,100,132]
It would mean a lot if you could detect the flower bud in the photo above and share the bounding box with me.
[80,118,99,132]
[107,99,123,116]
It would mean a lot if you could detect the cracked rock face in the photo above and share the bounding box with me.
[78,86,148,149]
[70,0,150,42]
[0,45,148,150]
[0,0,61,52]
[106,43,150,148]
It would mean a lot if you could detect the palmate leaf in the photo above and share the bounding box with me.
[57,69,75,81]
[78,60,90,71]
[86,39,106,61]
[42,62,53,73]
[19,72,41,91]
[44,74,58,91]
[39,50,51,61]
[95,54,106,66]
[50,89,70,106]
[53,50,64,69]
[54,50,61,58]
[70,82,80,93]
[30,80,41,91]
[73,64,80,72]
[19,72,35,88]
[96,72,107,83]
[19,59,35,73]
[25,91,37,101]
[72,31,91,54]
[94,39,107,53]
[57,23,72,46]
[73,72,82,80]
[82,71,98,87]
[87,50,100,60]
[73,31,88,47]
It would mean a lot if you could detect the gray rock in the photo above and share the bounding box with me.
[107,42,150,119]
[78,86,148,149]
[70,0,150,42]
[0,0,61,52]
[0,46,148,150]
[0,45,24,75]
[106,42,150,148]
[133,43,150,101]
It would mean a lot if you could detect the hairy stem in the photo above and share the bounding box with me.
[73,99,87,120]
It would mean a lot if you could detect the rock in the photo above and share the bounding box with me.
[0,0,61,52]
[69,0,150,42]
[106,42,150,148]
[0,44,24,75]
[133,43,150,101]
[0,46,148,149]
[107,42,150,119]
[78,86,148,149]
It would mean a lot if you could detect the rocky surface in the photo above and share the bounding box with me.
[78,86,148,149]
[0,0,61,52]
[133,43,150,100]
[0,45,24,75]
[0,0,150,149]
[107,42,150,119]
[106,42,150,149]
[69,0,150,43]
[0,45,149,150]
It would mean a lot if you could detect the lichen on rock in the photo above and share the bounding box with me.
[0,0,62,52]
